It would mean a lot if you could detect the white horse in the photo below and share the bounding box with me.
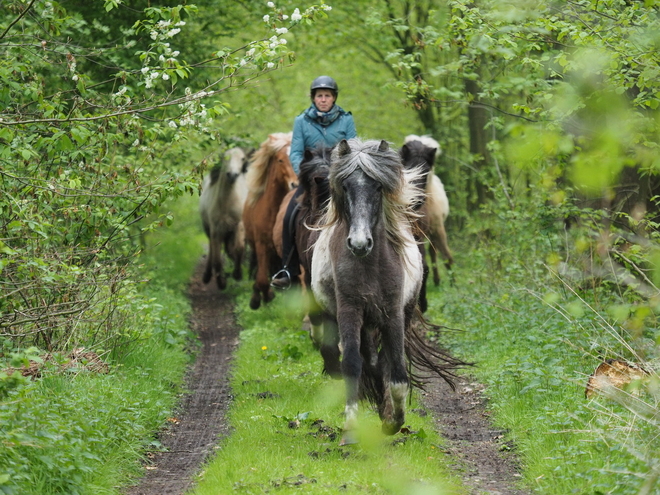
[404,135,453,284]
[199,146,252,289]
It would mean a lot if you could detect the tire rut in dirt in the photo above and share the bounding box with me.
[125,262,239,495]
[420,374,530,495]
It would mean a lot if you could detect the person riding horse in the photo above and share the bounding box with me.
[271,75,357,289]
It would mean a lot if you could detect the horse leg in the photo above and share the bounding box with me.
[379,314,409,435]
[202,238,214,284]
[337,308,363,446]
[418,243,429,313]
[250,242,273,310]
[225,230,243,281]
[319,313,341,378]
[428,242,440,286]
[306,292,324,349]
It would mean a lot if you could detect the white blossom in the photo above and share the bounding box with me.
[263,14,270,23]
[162,73,170,80]
[150,30,158,40]
[141,66,149,74]
[150,71,159,79]
[132,139,140,147]
[172,51,180,57]
[266,62,275,69]
[267,1,275,7]
[276,27,288,34]
[291,8,302,21]
[159,54,165,62]
[279,38,287,45]
[168,121,177,128]
[157,20,172,28]
[166,28,181,37]
[282,14,289,20]
[72,74,79,81]
[246,48,256,57]
[175,21,186,26]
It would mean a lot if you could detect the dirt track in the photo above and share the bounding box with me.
[125,260,529,495]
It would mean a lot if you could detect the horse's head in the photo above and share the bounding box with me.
[400,139,436,210]
[299,146,331,213]
[332,139,401,258]
[223,147,251,184]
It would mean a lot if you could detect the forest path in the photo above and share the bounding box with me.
[125,259,529,495]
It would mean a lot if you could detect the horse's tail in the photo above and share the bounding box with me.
[405,309,471,391]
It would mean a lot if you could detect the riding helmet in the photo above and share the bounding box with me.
[310,75,338,97]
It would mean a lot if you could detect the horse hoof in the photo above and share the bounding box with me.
[339,431,358,446]
[381,420,403,436]
[202,271,212,284]
[232,269,242,281]
[264,289,275,303]
[249,296,261,310]
[216,277,227,290]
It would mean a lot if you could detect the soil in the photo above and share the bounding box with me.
[125,260,530,495]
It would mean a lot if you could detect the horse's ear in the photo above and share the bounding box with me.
[337,139,351,156]
[424,147,436,165]
[400,143,411,162]
[378,140,389,152]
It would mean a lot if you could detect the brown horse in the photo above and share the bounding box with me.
[243,132,298,310]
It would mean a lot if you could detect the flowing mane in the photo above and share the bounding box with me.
[404,134,441,154]
[246,132,292,206]
[323,138,421,257]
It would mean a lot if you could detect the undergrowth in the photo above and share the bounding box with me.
[0,195,202,495]
[426,195,660,495]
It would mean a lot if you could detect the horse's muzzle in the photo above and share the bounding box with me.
[347,236,373,258]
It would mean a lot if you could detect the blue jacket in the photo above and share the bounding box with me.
[290,104,357,173]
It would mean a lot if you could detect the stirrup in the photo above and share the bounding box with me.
[270,268,293,290]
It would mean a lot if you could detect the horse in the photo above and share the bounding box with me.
[311,138,462,445]
[199,146,253,290]
[272,145,332,346]
[242,132,298,310]
[404,135,454,286]
[400,139,436,312]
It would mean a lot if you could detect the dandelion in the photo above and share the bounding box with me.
[291,8,302,21]
[261,346,268,351]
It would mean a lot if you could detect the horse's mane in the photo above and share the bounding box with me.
[246,132,292,205]
[404,134,441,155]
[323,138,422,258]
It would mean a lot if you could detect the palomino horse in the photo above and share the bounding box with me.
[404,135,454,286]
[199,146,252,290]
[242,132,297,310]
[273,145,332,346]
[311,138,462,445]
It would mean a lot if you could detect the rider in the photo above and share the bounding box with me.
[271,75,357,289]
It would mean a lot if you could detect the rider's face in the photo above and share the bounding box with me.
[313,89,336,112]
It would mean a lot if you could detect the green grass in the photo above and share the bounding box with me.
[190,288,465,495]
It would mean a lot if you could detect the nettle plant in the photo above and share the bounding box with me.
[0,0,331,353]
